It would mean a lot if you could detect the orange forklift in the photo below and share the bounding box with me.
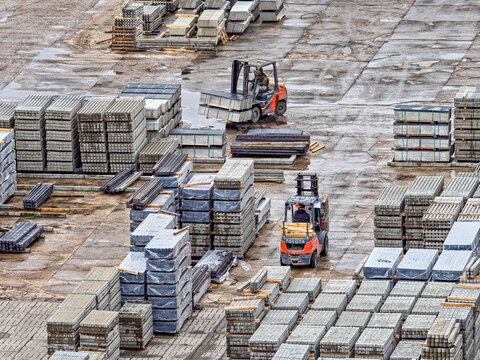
[280,173,329,268]
[231,59,287,122]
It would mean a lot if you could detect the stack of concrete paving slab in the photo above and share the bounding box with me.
[263,265,291,290]
[79,310,120,360]
[155,0,179,13]
[199,90,253,123]
[213,159,255,258]
[285,277,321,302]
[72,280,110,311]
[286,325,326,359]
[181,172,216,258]
[422,318,463,360]
[346,294,383,313]
[130,213,177,252]
[77,97,115,174]
[390,280,425,298]
[84,267,121,311]
[322,279,357,301]
[119,300,153,350]
[227,0,258,34]
[374,185,408,248]
[0,129,16,205]
[143,4,166,34]
[319,326,361,358]
[402,314,437,340]
[238,268,280,305]
[49,351,93,360]
[395,248,438,280]
[367,312,403,339]
[454,87,480,162]
[45,95,84,173]
[138,137,177,173]
[119,252,147,303]
[357,280,391,300]
[196,9,225,46]
[432,250,473,281]
[225,297,267,359]
[0,101,17,128]
[272,343,310,360]
[441,176,479,199]
[362,247,403,280]
[259,0,285,22]
[393,104,453,163]
[105,97,147,173]
[380,294,416,320]
[422,196,464,249]
[167,15,197,38]
[311,292,348,316]
[120,84,182,141]
[171,128,226,159]
[444,221,480,252]
[458,197,480,221]
[404,176,444,249]
[460,255,480,283]
[14,94,53,172]
[178,0,204,15]
[205,0,229,9]
[272,292,309,316]
[129,194,176,232]
[261,309,298,331]
[335,310,372,330]
[390,340,423,360]
[355,327,395,359]
[47,307,89,354]
[249,323,289,360]
[145,229,192,333]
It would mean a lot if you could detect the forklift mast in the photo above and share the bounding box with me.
[231,60,250,97]
[296,173,319,197]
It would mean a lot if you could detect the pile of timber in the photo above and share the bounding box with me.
[231,133,310,157]
[279,222,314,238]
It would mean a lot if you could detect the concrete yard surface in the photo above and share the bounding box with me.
[1,0,480,358]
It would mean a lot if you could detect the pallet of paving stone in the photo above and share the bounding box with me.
[258,309,297,331]
[200,90,252,111]
[272,343,310,360]
[394,135,451,150]
[380,296,416,320]
[375,185,408,216]
[300,309,336,330]
[431,250,473,281]
[79,310,120,360]
[393,122,450,137]
[394,149,452,162]
[0,221,43,252]
[285,277,321,302]
[73,279,110,310]
[260,0,283,12]
[405,176,444,206]
[225,297,265,321]
[59,293,97,313]
[346,294,383,313]
[138,137,177,170]
[213,186,254,213]
[84,267,121,311]
[119,300,153,350]
[143,5,166,33]
[14,94,53,119]
[411,297,444,315]
[366,312,403,337]
[50,351,91,360]
[0,101,17,128]
[228,0,258,21]
[260,5,285,22]
[356,327,395,359]
[457,198,480,221]
[285,325,325,358]
[47,307,88,355]
[394,104,452,123]
[262,265,291,289]
[169,127,225,148]
[362,247,403,279]
[390,340,423,360]
[402,314,437,340]
[130,213,177,249]
[335,310,371,330]
[395,248,438,280]
[121,84,181,103]
[214,159,253,189]
[198,104,252,123]
[319,326,360,357]
[442,176,479,199]
[421,282,454,299]
[310,293,347,315]
[167,16,197,36]
[357,280,391,300]
[390,281,425,298]
[249,323,289,355]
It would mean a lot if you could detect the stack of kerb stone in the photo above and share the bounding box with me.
[0,129,16,205]
[105,97,147,173]
[119,300,153,350]
[14,94,53,172]
[84,267,121,311]
[404,176,444,249]
[77,97,115,174]
[454,87,480,162]
[213,159,255,258]
[79,310,120,360]
[374,185,408,248]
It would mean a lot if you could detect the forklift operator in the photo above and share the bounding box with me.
[255,68,269,93]
[293,204,310,223]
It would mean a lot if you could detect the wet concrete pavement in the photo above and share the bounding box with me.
[0,0,480,357]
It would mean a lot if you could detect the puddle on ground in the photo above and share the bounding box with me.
[181,90,226,130]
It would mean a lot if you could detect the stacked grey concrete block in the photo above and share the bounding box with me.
[0,101,17,128]
[45,95,84,173]
[285,277,321,302]
[260,0,285,22]
[357,280,391,300]
[14,94,53,172]
[196,9,225,46]
[390,340,423,360]
[335,310,372,330]
[79,310,120,360]
[380,294,416,321]
[404,176,444,249]
[444,222,480,252]
[199,90,253,123]
[47,307,89,354]
[367,312,403,339]
[143,4,166,34]
[130,213,177,252]
[119,300,153,350]
[402,314,437,340]
[119,252,147,303]
[286,325,326,359]
[145,229,192,333]
[129,193,176,233]
[249,323,289,360]
[77,97,115,174]
[396,248,438,280]
[441,176,479,199]
[0,129,16,205]
[181,172,216,258]
[458,198,480,221]
[105,97,147,173]
[319,326,360,358]
[422,318,463,360]
[432,249,473,281]
[225,297,267,359]
[311,293,348,316]
[72,280,110,311]
[272,343,310,360]
[355,327,395,359]
[362,246,402,280]
[227,0,259,34]
[374,185,408,248]
[454,87,480,162]
[171,128,226,159]
[422,196,464,249]
[393,104,453,163]
[138,137,178,173]
[84,267,121,311]
[213,159,255,258]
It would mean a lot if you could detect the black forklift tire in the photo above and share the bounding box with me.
[251,106,262,123]
[310,251,317,268]
[321,236,328,256]
[280,257,286,266]
[275,100,287,116]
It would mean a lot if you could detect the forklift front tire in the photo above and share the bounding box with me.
[275,100,287,116]
[321,235,328,256]
[310,251,317,268]
[251,106,262,123]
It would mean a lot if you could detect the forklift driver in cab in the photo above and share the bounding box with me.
[293,204,310,223]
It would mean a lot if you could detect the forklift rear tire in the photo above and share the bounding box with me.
[321,236,328,256]
[310,251,317,268]
[251,106,262,123]
[275,100,287,116]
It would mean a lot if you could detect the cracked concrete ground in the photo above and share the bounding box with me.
[0,0,480,358]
